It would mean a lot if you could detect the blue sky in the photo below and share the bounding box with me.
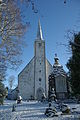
[6,0,80,88]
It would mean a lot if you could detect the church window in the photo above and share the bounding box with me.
[39,43,42,47]
[39,78,41,82]
[39,70,41,73]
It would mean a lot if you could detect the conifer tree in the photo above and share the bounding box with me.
[67,32,80,97]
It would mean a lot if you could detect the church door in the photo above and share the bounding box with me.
[36,88,44,100]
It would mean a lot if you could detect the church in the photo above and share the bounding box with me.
[17,20,68,100]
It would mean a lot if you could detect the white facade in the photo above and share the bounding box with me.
[34,40,46,100]
[18,58,35,100]
[18,21,53,100]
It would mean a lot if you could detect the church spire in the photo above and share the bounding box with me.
[37,20,43,40]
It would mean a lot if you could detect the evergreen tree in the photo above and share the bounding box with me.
[67,32,80,97]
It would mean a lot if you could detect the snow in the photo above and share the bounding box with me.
[0,100,80,120]
[53,65,66,77]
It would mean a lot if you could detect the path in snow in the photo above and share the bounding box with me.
[0,100,80,120]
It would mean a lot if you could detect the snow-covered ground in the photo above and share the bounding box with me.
[0,100,80,120]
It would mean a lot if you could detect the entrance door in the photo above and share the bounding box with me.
[36,88,44,100]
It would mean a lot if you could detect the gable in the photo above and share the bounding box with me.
[18,57,35,99]
[18,57,34,78]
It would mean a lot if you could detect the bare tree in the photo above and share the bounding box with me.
[0,0,27,68]
[0,0,29,83]
[8,75,15,90]
[0,0,28,104]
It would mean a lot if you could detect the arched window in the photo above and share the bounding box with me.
[39,78,41,82]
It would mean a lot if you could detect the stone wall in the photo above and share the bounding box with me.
[46,59,53,97]
[18,58,34,100]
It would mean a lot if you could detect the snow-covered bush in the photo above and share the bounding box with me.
[17,96,22,104]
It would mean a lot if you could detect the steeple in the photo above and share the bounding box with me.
[37,20,43,40]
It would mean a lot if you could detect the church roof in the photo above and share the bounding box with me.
[37,20,43,40]
[52,54,66,77]
[53,65,66,77]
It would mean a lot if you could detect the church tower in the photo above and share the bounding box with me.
[34,20,46,100]
[18,20,53,100]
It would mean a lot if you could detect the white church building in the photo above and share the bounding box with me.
[18,21,67,100]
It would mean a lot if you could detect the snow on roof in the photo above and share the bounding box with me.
[53,65,66,77]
